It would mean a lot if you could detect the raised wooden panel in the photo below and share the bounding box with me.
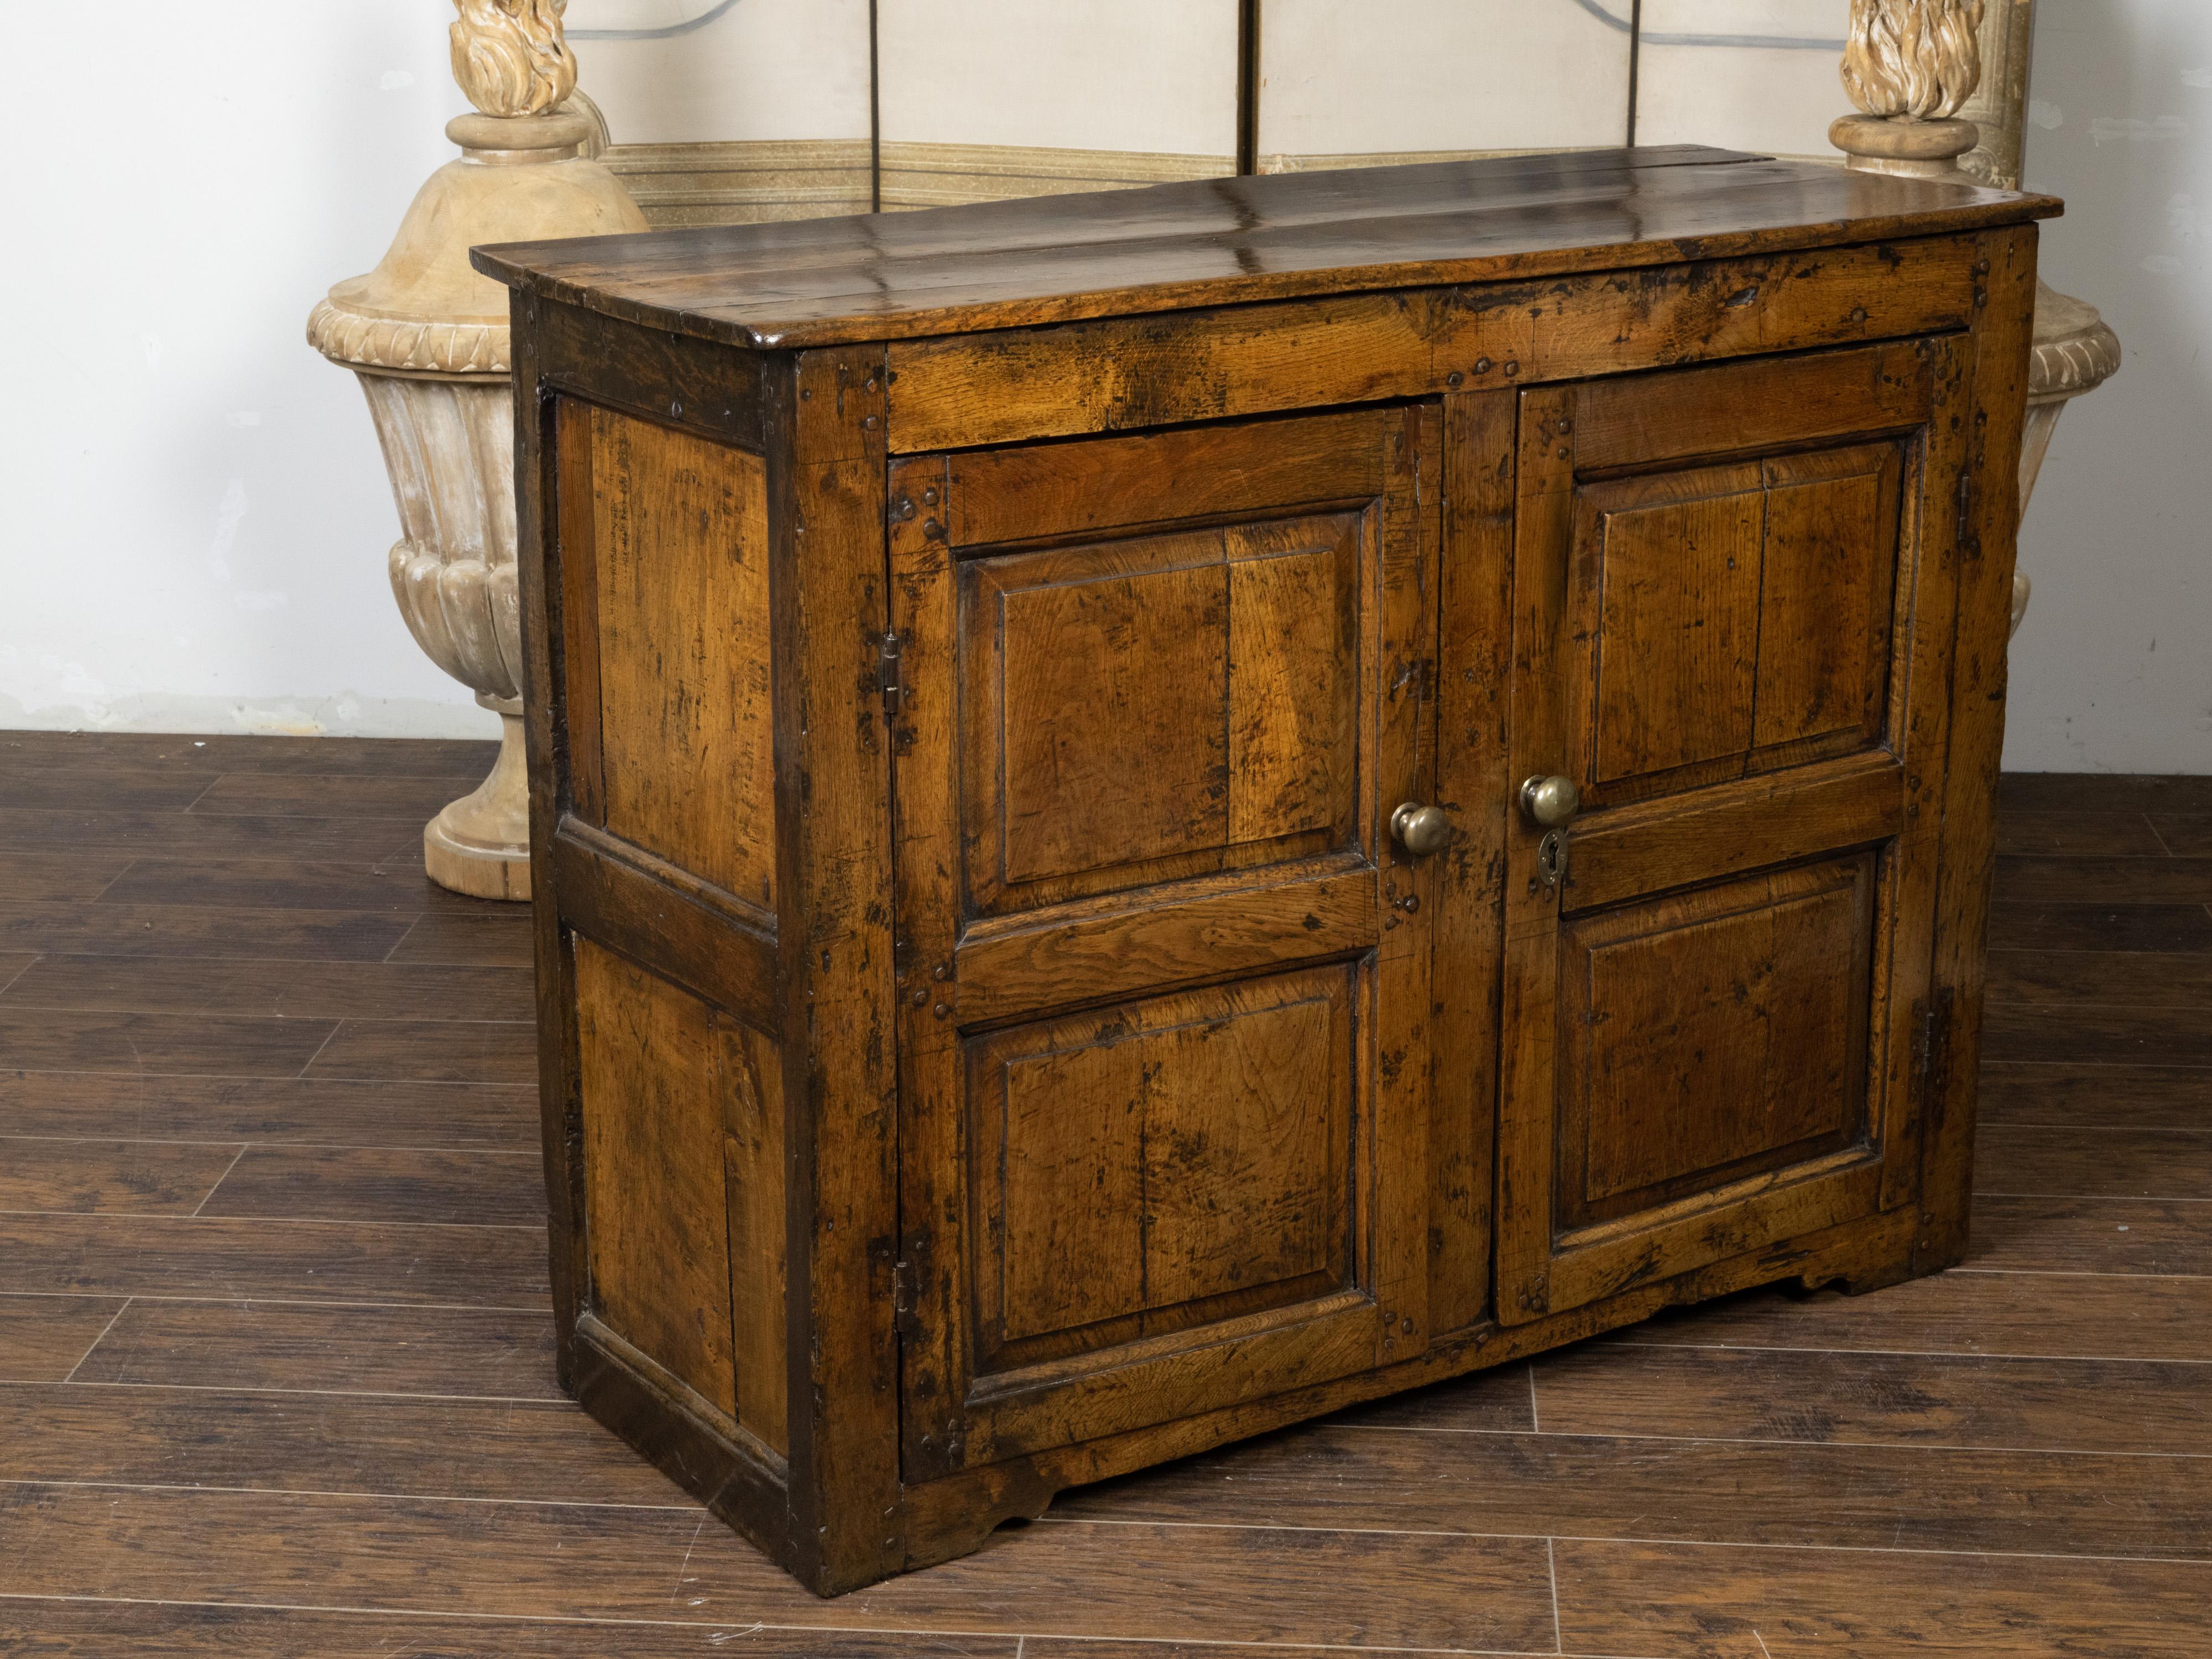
[961,513,1360,915]
[574,938,787,1454]
[1571,440,1907,805]
[1584,466,1764,783]
[1557,854,1877,1235]
[1753,445,1902,752]
[721,1011,789,1458]
[968,965,1355,1373]
[575,938,735,1418]
[578,404,775,910]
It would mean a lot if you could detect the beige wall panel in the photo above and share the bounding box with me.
[1258,0,1632,163]
[878,0,1238,157]
[1633,0,1851,159]
[568,0,872,145]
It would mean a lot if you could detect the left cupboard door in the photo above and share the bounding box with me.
[889,405,1442,1479]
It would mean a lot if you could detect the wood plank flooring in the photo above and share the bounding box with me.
[0,733,2205,1656]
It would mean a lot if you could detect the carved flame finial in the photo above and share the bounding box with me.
[1841,0,1987,121]
[451,0,578,118]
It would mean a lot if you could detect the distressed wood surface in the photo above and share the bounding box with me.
[0,735,2201,1651]
[472,148,2056,348]
[474,172,2062,1599]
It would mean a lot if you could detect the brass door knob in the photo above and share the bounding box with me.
[1519,774,1580,828]
[1391,802,1453,857]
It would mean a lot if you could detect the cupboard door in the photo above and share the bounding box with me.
[890,406,1439,1478]
[1496,340,1969,1323]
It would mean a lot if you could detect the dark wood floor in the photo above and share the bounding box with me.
[0,732,2205,1656]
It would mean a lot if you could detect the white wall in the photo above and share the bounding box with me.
[0,2,504,738]
[2004,0,2212,773]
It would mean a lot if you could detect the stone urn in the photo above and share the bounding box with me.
[309,0,647,899]
[1829,0,2121,638]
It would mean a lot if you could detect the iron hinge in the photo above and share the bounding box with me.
[891,1228,928,1340]
[878,631,905,718]
[1915,989,1954,1091]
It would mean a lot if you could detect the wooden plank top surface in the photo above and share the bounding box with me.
[472,145,2059,349]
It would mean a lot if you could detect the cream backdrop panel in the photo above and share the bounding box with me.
[567,0,870,144]
[1258,0,1633,162]
[1634,0,1850,159]
[876,0,1239,205]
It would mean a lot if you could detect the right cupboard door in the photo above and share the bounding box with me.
[1496,339,1970,1323]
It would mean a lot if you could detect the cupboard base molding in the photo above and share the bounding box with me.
[479,145,2053,1595]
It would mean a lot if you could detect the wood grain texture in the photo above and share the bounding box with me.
[0,1295,127,1383]
[0,1383,684,1506]
[1061,1423,2212,1558]
[2000,773,2212,814]
[1530,1341,2212,1455]
[2,731,2203,1646]
[0,901,417,962]
[1986,901,2212,953]
[0,1073,537,1149]
[0,954,535,1022]
[474,160,2060,1600]
[0,1008,336,1077]
[1619,1271,2212,1363]
[1985,1000,2212,1066]
[1976,1123,2212,1199]
[472,148,2055,348]
[1979,1061,2212,1130]
[185,770,492,821]
[301,1018,540,1085]
[954,495,1363,916]
[886,237,1984,455]
[0,1604,1011,1657]
[96,854,488,915]
[1556,855,1874,1230]
[1917,223,2039,1275]
[0,1214,547,1306]
[0,1138,244,1215]
[574,940,738,1422]
[971,968,1353,1365]
[192,1145,547,1226]
[1988,948,2212,1009]
[385,908,537,968]
[1994,854,2212,905]
[66,1298,561,1398]
[1554,1538,2212,1658]
[583,404,776,909]
[1996,808,2169,857]
[0,852,138,901]
[1972,1196,2212,1276]
[0,732,496,779]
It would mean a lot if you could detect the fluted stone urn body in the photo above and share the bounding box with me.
[311,108,646,899]
[1829,0,2120,641]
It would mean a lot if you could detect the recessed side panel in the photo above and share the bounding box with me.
[1555,853,1877,1235]
[583,405,775,910]
[966,963,1357,1375]
[960,513,1362,915]
[574,937,787,1455]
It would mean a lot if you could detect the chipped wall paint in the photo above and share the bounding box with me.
[2006,0,2212,773]
[0,1,496,739]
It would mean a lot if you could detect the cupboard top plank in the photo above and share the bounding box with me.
[473,148,2058,349]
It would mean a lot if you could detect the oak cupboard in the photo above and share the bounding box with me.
[474,145,2054,1594]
